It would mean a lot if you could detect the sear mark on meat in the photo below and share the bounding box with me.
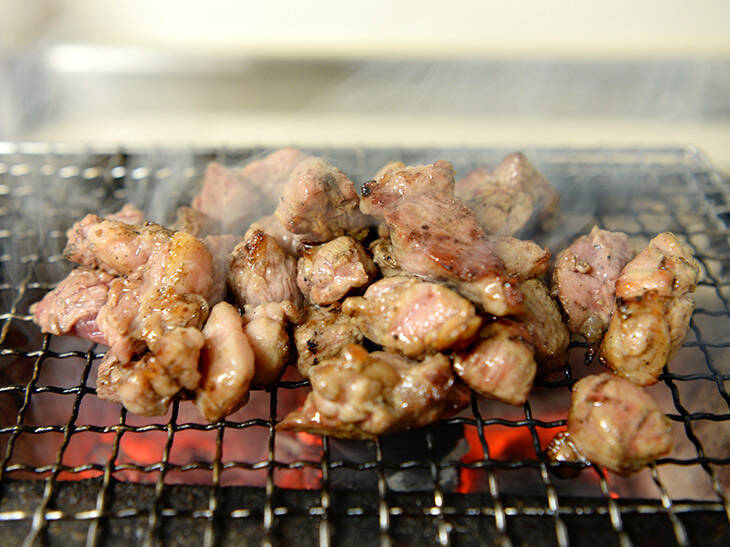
[369,238,403,277]
[192,148,309,233]
[294,303,363,378]
[520,279,570,377]
[297,236,377,305]
[243,302,297,387]
[96,327,205,416]
[552,226,634,343]
[456,152,560,237]
[453,320,536,405]
[32,267,114,345]
[360,160,522,316]
[227,228,303,310]
[547,373,673,474]
[275,157,371,244]
[342,276,481,357]
[196,302,255,422]
[601,233,700,386]
[277,344,470,440]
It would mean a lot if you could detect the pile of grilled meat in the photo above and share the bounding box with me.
[32,149,700,475]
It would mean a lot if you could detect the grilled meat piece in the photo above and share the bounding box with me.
[227,228,302,310]
[277,344,470,439]
[369,238,403,277]
[547,373,673,474]
[520,279,570,374]
[249,214,303,256]
[195,302,255,422]
[453,320,536,405]
[293,303,363,378]
[602,233,700,385]
[342,276,481,357]
[105,203,145,225]
[276,157,370,243]
[456,152,559,236]
[174,206,221,238]
[203,234,240,305]
[32,267,114,344]
[297,236,377,305]
[615,232,700,301]
[192,148,309,233]
[96,327,205,416]
[360,160,522,316]
[243,302,296,387]
[552,226,634,343]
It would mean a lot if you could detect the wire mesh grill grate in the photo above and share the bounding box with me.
[0,145,729,546]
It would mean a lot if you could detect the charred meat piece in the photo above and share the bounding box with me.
[547,373,673,474]
[602,233,700,385]
[456,153,559,236]
[276,157,370,243]
[192,148,309,233]
[243,302,296,387]
[32,267,114,344]
[520,279,570,374]
[297,236,377,305]
[174,206,221,238]
[294,303,363,378]
[249,214,303,256]
[277,344,470,439]
[453,320,536,405]
[601,294,695,386]
[96,327,205,416]
[342,276,481,357]
[227,228,303,310]
[552,226,634,343]
[195,302,255,422]
[361,161,522,316]
[615,232,700,301]
[105,203,145,225]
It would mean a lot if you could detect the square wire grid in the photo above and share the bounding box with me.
[0,144,728,547]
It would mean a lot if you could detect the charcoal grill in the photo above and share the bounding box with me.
[0,144,729,546]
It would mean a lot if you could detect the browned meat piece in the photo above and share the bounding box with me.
[275,157,370,243]
[96,327,205,416]
[249,214,303,256]
[360,161,522,316]
[293,303,363,378]
[32,267,114,344]
[520,279,570,373]
[615,232,700,301]
[195,302,255,422]
[487,235,550,280]
[227,228,303,310]
[192,148,309,232]
[342,276,481,357]
[602,233,700,386]
[105,203,145,225]
[552,226,634,343]
[277,344,470,439]
[601,294,695,386]
[203,234,240,305]
[547,373,673,474]
[242,302,295,387]
[453,320,536,405]
[297,236,377,305]
[369,238,403,277]
[456,153,559,236]
[65,214,172,276]
[174,206,221,238]
[369,235,549,282]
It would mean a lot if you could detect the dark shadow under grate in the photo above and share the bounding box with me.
[0,145,729,546]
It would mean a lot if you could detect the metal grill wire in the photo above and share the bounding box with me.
[0,145,728,546]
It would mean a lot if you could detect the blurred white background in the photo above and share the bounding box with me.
[1,0,729,167]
